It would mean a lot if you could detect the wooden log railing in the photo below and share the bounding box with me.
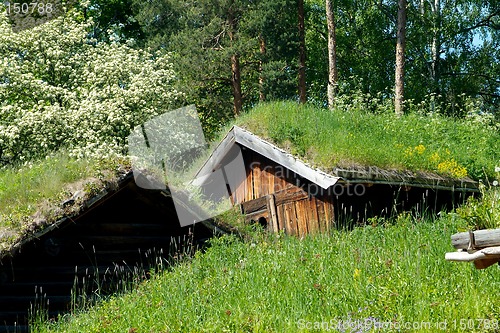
[445,228,500,269]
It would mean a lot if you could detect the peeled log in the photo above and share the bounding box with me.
[445,246,500,261]
[445,246,500,269]
[451,228,500,250]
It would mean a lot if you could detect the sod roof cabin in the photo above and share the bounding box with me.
[0,171,214,332]
[0,123,481,332]
[195,126,479,235]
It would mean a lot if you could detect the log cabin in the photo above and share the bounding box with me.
[0,125,480,332]
[0,172,214,332]
[195,126,479,235]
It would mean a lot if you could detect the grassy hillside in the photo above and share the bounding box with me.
[33,214,499,333]
[2,101,498,246]
[2,101,499,332]
[235,102,500,181]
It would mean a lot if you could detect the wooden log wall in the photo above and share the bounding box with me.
[334,182,472,226]
[0,181,212,332]
[237,149,335,236]
[233,147,471,233]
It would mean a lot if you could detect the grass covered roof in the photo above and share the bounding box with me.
[1,101,499,254]
[234,102,499,182]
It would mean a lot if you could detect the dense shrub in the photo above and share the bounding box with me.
[0,10,183,165]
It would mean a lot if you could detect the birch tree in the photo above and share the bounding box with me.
[395,0,407,116]
[298,0,307,103]
[326,0,338,108]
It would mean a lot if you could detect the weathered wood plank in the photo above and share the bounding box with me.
[291,202,299,236]
[275,171,285,194]
[267,164,275,196]
[246,160,254,202]
[322,196,331,231]
[296,200,307,237]
[283,203,291,234]
[241,196,268,214]
[276,203,285,232]
[241,187,309,215]
[303,199,312,235]
[274,187,309,206]
[285,202,298,236]
[245,209,269,223]
[260,160,270,197]
[451,229,500,250]
[253,153,261,199]
[242,164,249,203]
[266,195,279,233]
[293,204,300,236]
[295,201,303,237]
[316,197,326,233]
[308,197,319,234]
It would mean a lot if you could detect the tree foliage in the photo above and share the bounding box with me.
[305,0,499,115]
[0,10,183,165]
[131,0,299,137]
[0,0,498,166]
[92,0,499,122]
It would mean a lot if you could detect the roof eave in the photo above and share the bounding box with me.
[195,126,340,190]
[195,126,479,193]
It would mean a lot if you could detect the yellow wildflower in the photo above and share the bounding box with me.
[415,144,426,155]
[437,159,467,178]
[404,147,414,158]
[429,152,440,163]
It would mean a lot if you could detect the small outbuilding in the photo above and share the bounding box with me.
[195,126,479,235]
[0,125,480,332]
[0,172,214,332]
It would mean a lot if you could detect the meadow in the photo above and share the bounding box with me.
[0,101,498,332]
[32,213,500,333]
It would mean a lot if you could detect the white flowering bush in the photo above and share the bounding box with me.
[0,9,183,165]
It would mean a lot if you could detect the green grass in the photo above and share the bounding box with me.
[3,101,500,331]
[457,186,500,229]
[235,101,500,181]
[0,154,129,251]
[34,214,500,333]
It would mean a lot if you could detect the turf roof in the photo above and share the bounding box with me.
[2,101,498,255]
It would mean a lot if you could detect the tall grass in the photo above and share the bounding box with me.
[0,154,128,249]
[235,101,500,181]
[0,156,94,226]
[34,214,500,333]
